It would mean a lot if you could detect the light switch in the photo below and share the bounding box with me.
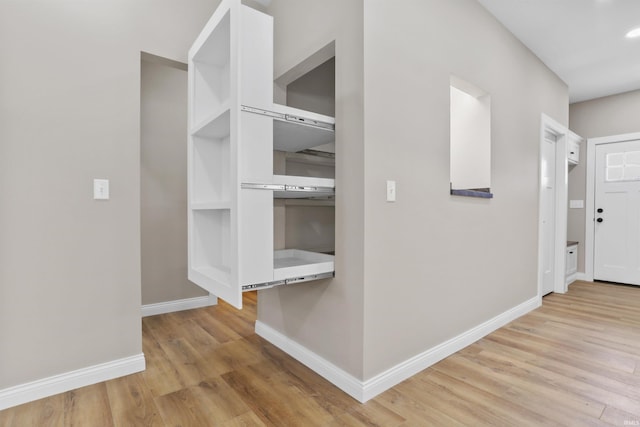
[94,179,110,200]
[569,199,584,209]
[386,180,396,202]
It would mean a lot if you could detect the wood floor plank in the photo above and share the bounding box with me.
[324,399,406,427]
[222,362,334,427]
[393,374,514,426]
[433,353,610,426]
[3,283,640,425]
[600,405,640,426]
[245,334,358,418]
[511,315,639,373]
[140,323,186,397]
[473,345,640,417]
[219,411,267,427]
[0,393,64,427]
[63,383,114,426]
[488,326,640,397]
[105,373,163,427]
[154,377,251,426]
[420,369,559,426]
[374,387,466,426]
[192,310,244,344]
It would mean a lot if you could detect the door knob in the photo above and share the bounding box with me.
[597,218,604,223]
[597,208,603,213]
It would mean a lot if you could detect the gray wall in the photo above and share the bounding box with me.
[0,0,219,391]
[287,57,336,117]
[361,0,568,379]
[568,89,640,273]
[261,0,366,379]
[141,55,208,305]
[260,0,568,382]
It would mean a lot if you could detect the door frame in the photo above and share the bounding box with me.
[584,131,640,281]
[538,114,570,297]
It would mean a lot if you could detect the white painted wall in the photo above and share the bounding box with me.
[0,0,220,392]
[260,0,568,387]
[262,0,366,379]
[361,0,568,379]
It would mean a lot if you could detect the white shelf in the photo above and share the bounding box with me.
[191,201,232,210]
[191,265,231,287]
[273,249,334,281]
[242,103,335,152]
[273,104,335,152]
[188,0,334,308]
[191,104,231,137]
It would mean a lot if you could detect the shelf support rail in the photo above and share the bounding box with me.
[241,272,334,291]
[241,183,334,194]
[241,105,335,131]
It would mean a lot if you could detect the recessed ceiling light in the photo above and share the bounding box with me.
[626,27,640,38]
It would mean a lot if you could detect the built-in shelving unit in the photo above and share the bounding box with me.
[567,131,581,165]
[188,0,335,309]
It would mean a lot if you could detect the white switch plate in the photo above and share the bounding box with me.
[569,199,584,209]
[386,180,396,202]
[94,179,110,200]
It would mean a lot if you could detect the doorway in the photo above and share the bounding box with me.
[538,115,570,296]
[586,133,640,285]
[140,52,214,313]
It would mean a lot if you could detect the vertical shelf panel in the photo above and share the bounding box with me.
[188,0,274,309]
[188,0,242,308]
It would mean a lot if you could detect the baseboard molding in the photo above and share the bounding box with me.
[256,295,540,403]
[361,296,540,401]
[255,321,365,401]
[141,294,217,317]
[0,353,145,411]
[575,272,588,281]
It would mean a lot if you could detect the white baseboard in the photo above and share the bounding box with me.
[0,353,145,411]
[256,295,540,403]
[141,294,217,317]
[575,272,588,281]
[255,321,365,401]
[361,296,540,401]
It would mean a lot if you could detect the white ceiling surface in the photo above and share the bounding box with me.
[478,0,640,103]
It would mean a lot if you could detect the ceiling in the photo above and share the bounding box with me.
[478,0,640,103]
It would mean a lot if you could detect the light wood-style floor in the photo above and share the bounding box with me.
[2,281,640,426]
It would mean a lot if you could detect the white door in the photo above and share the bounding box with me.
[541,132,557,294]
[594,140,640,286]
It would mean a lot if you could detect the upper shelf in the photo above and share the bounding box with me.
[242,103,335,152]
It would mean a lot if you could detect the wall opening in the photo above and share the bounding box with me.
[450,75,492,198]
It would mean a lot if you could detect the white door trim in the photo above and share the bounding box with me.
[538,114,569,297]
[584,131,640,281]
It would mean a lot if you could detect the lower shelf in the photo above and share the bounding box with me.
[242,249,334,291]
[274,249,334,280]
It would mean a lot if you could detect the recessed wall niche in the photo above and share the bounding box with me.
[450,75,492,198]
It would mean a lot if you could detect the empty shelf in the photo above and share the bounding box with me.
[241,104,335,152]
[273,249,334,281]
